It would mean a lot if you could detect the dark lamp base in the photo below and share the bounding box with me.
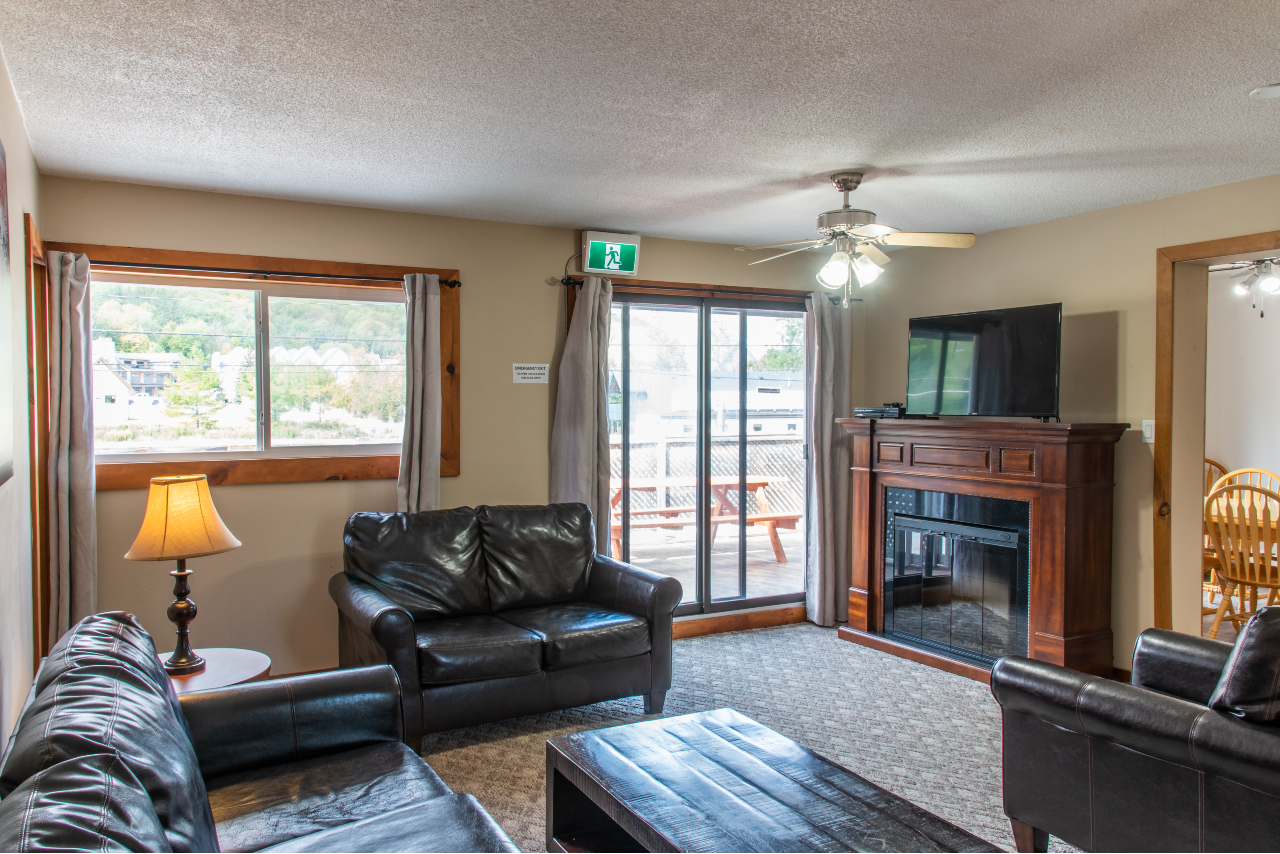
[165,559,205,676]
[163,652,206,675]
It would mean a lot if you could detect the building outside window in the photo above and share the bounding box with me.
[90,274,406,458]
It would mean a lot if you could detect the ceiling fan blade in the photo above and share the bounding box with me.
[736,238,826,252]
[747,241,831,265]
[858,243,891,266]
[851,224,899,239]
[879,232,976,249]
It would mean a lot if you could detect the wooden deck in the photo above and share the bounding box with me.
[618,524,805,603]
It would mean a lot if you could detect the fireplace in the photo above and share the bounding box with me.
[884,488,1029,667]
[835,419,1128,681]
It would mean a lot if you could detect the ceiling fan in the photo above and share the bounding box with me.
[736,171,976,302]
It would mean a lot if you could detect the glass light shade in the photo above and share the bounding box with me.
[817,252,851,289]
[125,474,241,561]
[1259,263,1280,293]
[852,253,884,286]
[1235,283,1251,296]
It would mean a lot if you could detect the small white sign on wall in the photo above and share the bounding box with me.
[513,364,549,383]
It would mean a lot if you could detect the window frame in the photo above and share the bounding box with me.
[42,242,460,490]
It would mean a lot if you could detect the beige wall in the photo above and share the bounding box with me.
[861,173,1280,665]
[40,176,823,674]
[0,47,40,738]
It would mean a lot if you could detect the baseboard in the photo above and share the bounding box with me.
[673,605,808,639]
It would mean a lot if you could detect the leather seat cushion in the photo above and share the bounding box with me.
[416,616,543,684]
[477,503,594,611]
[498,603,651,670]
[259,794,519,853]
[0,753,172,853]
[1210,606,1280,724]
[344,508,490,619]
[0,633,218,853]
[207,742,451,853]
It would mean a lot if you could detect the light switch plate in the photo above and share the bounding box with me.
[1142,420,1155,444]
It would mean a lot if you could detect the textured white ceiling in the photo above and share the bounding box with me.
[2,0,1279,245]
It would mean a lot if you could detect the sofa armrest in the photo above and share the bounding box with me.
[991,656,1099,734]
[179,665,403,779]
[587,554,683,619]
[1131,628,1232,705]
[587,554,683,698]
[328,572,424,747]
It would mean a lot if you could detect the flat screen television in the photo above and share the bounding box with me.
[906,303,1062,418]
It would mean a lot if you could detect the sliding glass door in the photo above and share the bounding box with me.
[609,293,807,615]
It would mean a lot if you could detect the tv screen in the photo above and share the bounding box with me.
[906,303,1061,417]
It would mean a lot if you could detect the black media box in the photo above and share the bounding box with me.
[854,403,906,419]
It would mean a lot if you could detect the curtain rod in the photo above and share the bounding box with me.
[93,260,460,287]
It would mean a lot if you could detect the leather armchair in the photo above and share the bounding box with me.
[991,626,1280,852]
[331,503,683,746]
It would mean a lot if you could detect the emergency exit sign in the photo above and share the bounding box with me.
[582,231,640,277]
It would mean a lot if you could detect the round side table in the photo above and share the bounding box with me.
[159,648,272,695]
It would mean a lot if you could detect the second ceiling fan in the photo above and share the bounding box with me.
[737,171,976,302]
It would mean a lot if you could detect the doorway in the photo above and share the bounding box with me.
[1152,228,1280,639]
[608,294,807,616]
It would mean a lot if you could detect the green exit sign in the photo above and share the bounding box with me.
[582,231,640,276]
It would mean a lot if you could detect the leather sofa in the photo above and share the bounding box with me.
[991,609,1280,853]
[0,612,518,853]
[330,503,683,746]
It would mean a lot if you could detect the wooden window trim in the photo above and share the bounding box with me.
[35,242,461,490]
[25,215,51,663]
[1152,228,1280,629]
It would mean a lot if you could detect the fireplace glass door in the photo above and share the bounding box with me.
[885,512,1024,665]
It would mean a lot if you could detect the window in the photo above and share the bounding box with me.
[91,272,406,459]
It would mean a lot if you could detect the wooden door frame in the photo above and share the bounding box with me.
[1153,228,1280,628]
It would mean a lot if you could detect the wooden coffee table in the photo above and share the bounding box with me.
[546,708,999,853]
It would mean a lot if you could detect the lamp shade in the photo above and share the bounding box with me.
[124,475,241,561]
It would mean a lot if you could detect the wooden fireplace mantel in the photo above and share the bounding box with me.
[835,418,1129,682]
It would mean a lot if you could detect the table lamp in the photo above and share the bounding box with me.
[125,474,241,675]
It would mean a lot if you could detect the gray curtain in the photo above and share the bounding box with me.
[804,292,853,626]
[46,251,96,643]
[549,276,613,553]
[397,273,441,513]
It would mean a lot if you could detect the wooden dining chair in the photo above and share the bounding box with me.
[1212,467,1280,494]
[1203,459,1230,615]
[1205,483,1280,639]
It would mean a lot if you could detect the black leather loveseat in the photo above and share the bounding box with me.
[330,503,683,745]
[0,612,517,853]
[991,608,1280,853]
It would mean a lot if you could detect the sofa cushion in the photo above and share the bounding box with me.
[344,508,490,619]
[498,603,651,670]
[0,653,219,852]
[477,503,595,611]
[34,612,176,702]
[416,616,543,684]
[206,742,451,853]
[258,795,519,853]
[1210,606,1280,724]
[0,753,173,853]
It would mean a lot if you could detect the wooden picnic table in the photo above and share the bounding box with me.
[608,476,799,563]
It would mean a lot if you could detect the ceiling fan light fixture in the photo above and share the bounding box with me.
[817,251,851,289]
[1235,282,1252,296]
[852,253,883,286]
[1258,262,1280,293]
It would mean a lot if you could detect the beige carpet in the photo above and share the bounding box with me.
[419,622,1075,853]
